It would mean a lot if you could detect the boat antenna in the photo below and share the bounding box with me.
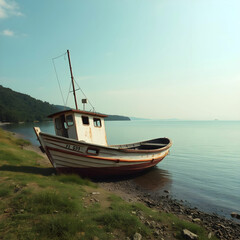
[67,49,78,110]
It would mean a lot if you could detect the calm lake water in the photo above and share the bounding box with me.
[2,120,240,218]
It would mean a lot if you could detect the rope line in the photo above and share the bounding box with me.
[52,58,65,107]
[52,51,96,112]
[52,52,67,60]
[74,79,95,112]
[65,81,72,107]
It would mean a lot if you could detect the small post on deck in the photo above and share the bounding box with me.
[67,49,78,110]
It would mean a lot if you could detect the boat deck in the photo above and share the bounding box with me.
[110,137,170,150]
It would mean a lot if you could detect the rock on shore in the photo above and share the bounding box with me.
[98,178,240,240]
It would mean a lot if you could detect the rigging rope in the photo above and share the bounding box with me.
[74,79,95,112]
[52,54,66,107]
[52,52,67,60]
[65,81,73,107]
[52,51,96,112]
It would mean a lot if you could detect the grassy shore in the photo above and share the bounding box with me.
[0,128,218,240]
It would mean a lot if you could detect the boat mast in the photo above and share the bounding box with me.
[67,49,78,110]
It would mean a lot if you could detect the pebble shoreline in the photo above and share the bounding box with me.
[99,178,240,240]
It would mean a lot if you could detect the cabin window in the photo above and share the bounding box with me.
[82,116,89,125]
[55,117,62,130]
[55,115,69,138]
[87,148,99,155]
[66,115,74,126]
[93,118,101,127]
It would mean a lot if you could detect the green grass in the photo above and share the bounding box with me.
[13,138,30,147]
[10,190,79,215]
[34,214,86,240]
[0,184,12,197]
[54,174,97,187]
[0,128,218,240]
[96,209,151,236]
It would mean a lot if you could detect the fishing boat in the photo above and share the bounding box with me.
[34,50,172,178]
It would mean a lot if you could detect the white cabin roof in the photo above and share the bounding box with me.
[48,109,108,119]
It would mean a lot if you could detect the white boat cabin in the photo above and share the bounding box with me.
[48,110,108,146]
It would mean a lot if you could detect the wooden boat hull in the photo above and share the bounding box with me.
[34,127,172,178]
[55,158,167,177]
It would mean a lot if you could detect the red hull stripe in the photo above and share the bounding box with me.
[46,146,168,163]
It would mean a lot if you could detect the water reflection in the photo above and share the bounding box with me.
[133,167,172,192]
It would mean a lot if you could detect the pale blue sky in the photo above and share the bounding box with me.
[0,0,240,120]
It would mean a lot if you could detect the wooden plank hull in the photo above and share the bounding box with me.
[55,159,165,178]
[34,128,171,178]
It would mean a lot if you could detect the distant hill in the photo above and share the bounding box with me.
[130,117,150,120]
[0,85,130,123]
[105,114,130,121]
[0,85,62,123]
